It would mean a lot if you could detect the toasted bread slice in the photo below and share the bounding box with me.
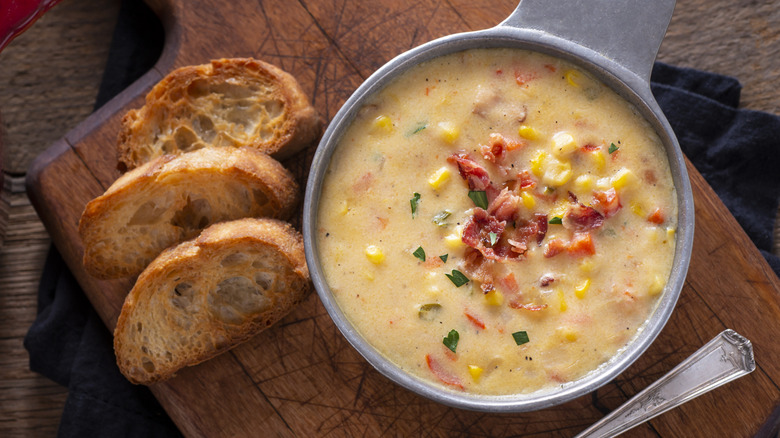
[117,58,321,171]
[113,218,310,385]
[79,147,298,279]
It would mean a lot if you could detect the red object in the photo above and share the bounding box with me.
[0,0,61,52]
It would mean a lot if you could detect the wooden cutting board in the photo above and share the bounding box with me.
[25,0,780,436]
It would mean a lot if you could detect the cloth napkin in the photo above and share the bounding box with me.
[23,0,780,435]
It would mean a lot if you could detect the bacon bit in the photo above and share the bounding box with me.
[481,281,495,293]
[461,248,494,284]
[533,213,548,245]
[351,172,373,192]
[514,69,538,87]
[517,171,537,189]
[423,256,444,268]
[426,355,464,390]
[481,133,524,165]
[544,239,568,258]
[464,311,487,330]
[509,302,549,311]
[540,274,555,287]
[462,208,518,261]
[447,152,499,201]
[593,188,622,218]
[544,64,557,72]
[564,203,604,231]
[497,273,520,295]
[487,187,521,223]
[568,232,596,256]
[580,143,600,152]
[647,208,665,224]
[644,169,658,185]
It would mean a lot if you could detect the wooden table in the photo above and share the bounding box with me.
[4,0,780,436]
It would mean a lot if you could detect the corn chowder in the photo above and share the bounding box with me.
[316,49,677,395]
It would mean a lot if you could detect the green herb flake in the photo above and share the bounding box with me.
[445,269,469,287]
[413,246,426,262]
[418,303,442,321]
[512,331,530,346]
[489,232,498,246]
[549,216,563,225]
[432,210,452,227]
[410,192,421,218]
[408,122,428,136]
[608,143,619,154]
[468,190,489,209]
[443,329,459,353]
[439,254,448,263]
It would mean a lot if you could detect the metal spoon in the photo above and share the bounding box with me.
[576,329,755,437]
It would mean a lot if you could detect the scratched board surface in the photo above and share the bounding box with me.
[25,0,780,436]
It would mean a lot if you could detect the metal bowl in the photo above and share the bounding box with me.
[303,0,694,412]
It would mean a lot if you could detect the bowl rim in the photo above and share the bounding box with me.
[303,24,694,412]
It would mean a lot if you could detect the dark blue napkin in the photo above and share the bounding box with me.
[23,0,780,436]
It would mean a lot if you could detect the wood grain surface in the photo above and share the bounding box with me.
[23,0,780,437]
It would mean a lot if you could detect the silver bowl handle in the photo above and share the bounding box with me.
[575,329,756,437]
[499,0,676,83]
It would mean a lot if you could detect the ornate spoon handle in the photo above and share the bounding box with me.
[576,329,756,438]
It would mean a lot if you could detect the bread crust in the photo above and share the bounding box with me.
[117,58,322,171]
[79,147,299,279]
[113,218,310,385]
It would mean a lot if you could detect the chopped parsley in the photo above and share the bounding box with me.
[443,329,459,353]
[410,192,421,218]
[608,143,619,154]
[489,232,498,246]
[468,190,488,209]
[445,269,469,287]
[549,216,563,225]
[432,210,452,227]
[413,246,426,262]
[512,331,530,346]
[408,122,428,136]
[439,254,448,263]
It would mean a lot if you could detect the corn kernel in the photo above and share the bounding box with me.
[611,168,637,190]
[520,191,536,209]
[575,278,591,299]
[557,326,578,342]
[438,121,460,143]
[338,200,349,215]
[588,150,606,171]
[518,125,541,141]
[428,166,451,190]
[565,69,583,87]
[530,150,547,176]
[551,131,577,156]
[557,289,567,312]
[542,157,573,187]
[574,175,594,192]
[596,177,611,191]
[579,259,595,273]
[630,202,645,217]
[468,365,484,382]
[365,245,385,264]
[666,227,676,240]
[550,199,569,218]
[444,233,464,249]
[373,115,393,132]
[485,289,504,306]
[649,274,666,296]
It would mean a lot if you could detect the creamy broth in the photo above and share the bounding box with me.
[317,49,677,395]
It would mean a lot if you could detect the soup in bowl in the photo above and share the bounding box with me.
[304,1,693,412]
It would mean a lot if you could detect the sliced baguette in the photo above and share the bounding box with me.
[117,57,322,171]
[113,218,310,385]
[79,147,298,279]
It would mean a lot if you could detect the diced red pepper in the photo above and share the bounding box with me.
[425,355,464,390]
